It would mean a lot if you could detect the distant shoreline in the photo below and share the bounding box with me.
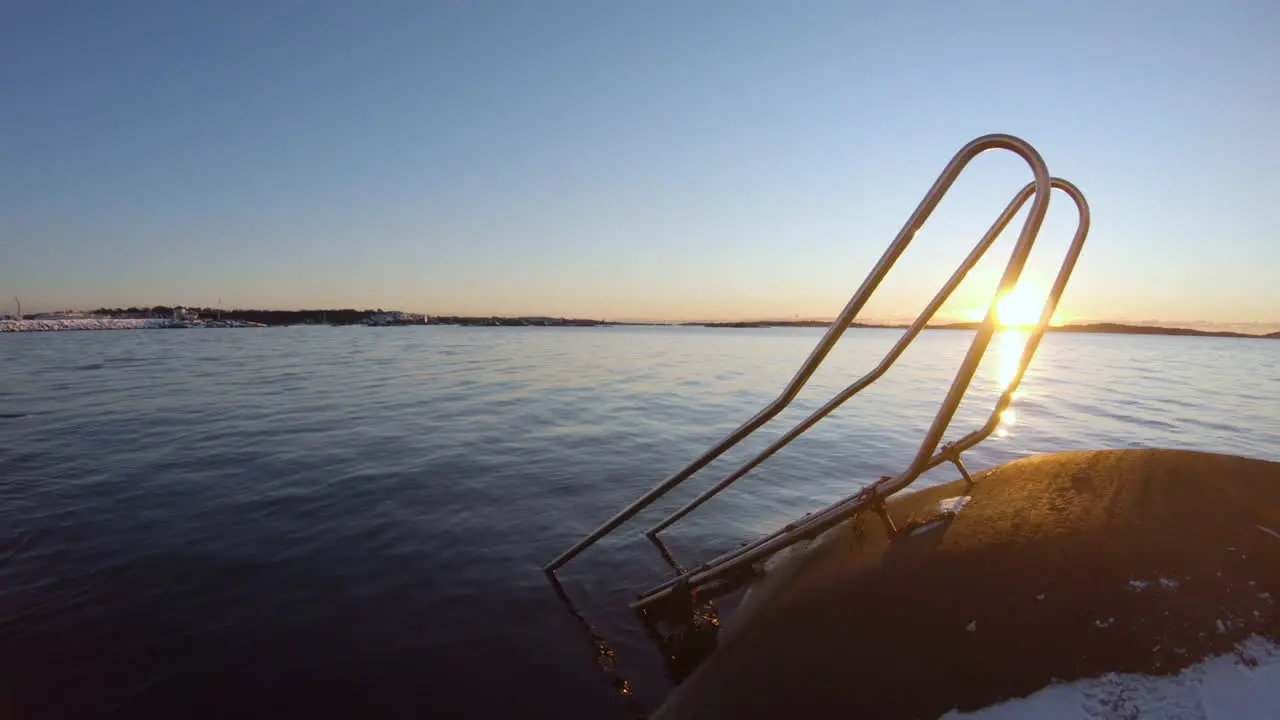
[440,317,1279,339]
[7,308,1277,339]
[690,320,1280,339]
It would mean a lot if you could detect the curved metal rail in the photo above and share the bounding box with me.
[646,178,1051,536]
[630,177,1090,609]
[545,133,1055,575]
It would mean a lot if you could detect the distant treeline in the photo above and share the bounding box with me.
[696,319,1280,339]
[429,316,606,326]
[87,307,613,327]
[77,309,1280,337]
[695,320,884,329]
[92,307,390,326]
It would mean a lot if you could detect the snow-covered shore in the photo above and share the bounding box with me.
[0,318,171,332]
[0,318,267,332]
[943,635,1280,719]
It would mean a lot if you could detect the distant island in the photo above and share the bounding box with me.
[0,307,618,330]
[2,305,624,330]
[694,320,1280,339]
[4,306,1276,339]
[81,306,419,327]
[428,315,612,327]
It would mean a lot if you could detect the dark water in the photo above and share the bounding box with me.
[0,326,1276,718]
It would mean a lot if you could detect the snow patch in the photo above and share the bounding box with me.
[908,496,971,536]
[942,636,1280,719]
[937,496,972,514]
[0,318,263,332]
[911,519,948,536]
[1129,580,1151,591]
[966,621,977,632]
[1160,578,1181,590]
[0,318,169,332]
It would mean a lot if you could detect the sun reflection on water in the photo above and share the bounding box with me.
[997,328,1027,392]
[995,329,1028,436]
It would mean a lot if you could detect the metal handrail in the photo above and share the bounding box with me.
[544,133,1053,575]
[630,177,1090,608]
[646,178,1050,537]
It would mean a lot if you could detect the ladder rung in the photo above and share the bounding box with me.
[544,134,1091,613]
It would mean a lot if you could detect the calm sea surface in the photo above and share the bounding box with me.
[1,326,1276,718]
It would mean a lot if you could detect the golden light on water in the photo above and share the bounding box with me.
[965,283,1060,437]
[997,328,1027,391]
[995,329,1026,438]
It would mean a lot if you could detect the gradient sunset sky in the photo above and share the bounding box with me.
[2,1,1276,328]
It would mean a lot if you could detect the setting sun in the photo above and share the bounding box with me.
[995,285,1047,328]
[960,284,1065,327]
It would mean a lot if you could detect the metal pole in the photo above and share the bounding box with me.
[630,179,1090,609]
[876,177,1090,499]
[646,180,1044,537]
[544,134,1052,574]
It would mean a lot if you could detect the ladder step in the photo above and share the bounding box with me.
[631,483,883,610]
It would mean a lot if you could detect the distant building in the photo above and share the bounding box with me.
[31,311,92,320]
[521,317,566,326]
[365,312,426,326]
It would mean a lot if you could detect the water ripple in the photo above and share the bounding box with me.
[0,327,1275,717]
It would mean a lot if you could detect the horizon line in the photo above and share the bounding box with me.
[20,304,1279,335]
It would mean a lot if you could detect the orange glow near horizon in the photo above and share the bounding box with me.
[965,284,1065,328]
[995,285,1046,327]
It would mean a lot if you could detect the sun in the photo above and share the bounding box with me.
[994,285,1045,328]
[961,284,1066,327]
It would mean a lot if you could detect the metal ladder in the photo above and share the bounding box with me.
[545,133,1091,612]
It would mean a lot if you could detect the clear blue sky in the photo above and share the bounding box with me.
[2,0,1276,327]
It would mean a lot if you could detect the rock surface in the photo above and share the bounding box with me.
[655,449,1280,720]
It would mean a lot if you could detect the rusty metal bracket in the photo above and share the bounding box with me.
[941,441,977,490]
[872,477,898,536]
